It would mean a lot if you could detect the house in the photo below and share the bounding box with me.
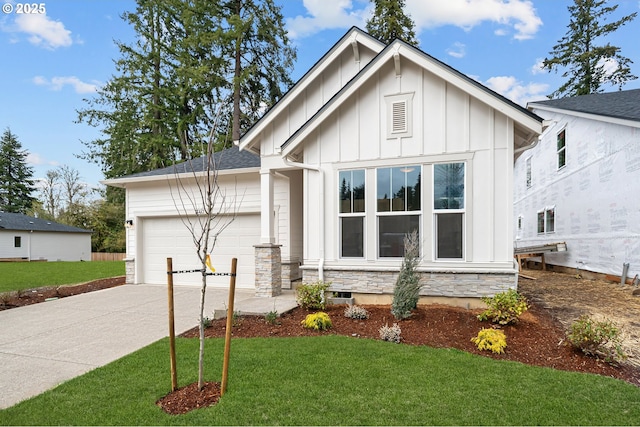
[514,89,640,280]
[0,212,92,261]
[105,27,543,306]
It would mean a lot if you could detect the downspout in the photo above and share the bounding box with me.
[282,156,325,281]
[514,119,555,155]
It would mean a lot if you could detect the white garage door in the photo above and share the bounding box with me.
[140,215,259,288]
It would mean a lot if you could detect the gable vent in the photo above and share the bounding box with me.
[391,101,407,133]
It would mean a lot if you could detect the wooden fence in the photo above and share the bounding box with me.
[91,253,126,262]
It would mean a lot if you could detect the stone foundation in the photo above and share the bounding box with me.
[254,244,282,297]
[281,258,301,290]
[302,267,517,306]
[125,258,135,284]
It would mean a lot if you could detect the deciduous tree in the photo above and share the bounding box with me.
[543,0,637,98]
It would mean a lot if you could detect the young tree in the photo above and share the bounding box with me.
[365,0,419,46]
[543,0,637,98]
[391,230,421,320]
[0,128,36,214]
[169,113,242,391]
[39,169,61,217]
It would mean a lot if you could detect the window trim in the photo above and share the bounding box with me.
[14,236,21,248]
[433,162,466,260]
[557,128,566,170]
[537,206,556,234]
[338,169,366,259]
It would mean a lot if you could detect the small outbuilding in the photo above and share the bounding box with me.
[0,212,92,262]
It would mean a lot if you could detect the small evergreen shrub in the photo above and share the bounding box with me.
[265,310,279,325]
[391,231,421,320]
[567,315,626,364]
[344,304,370,319]
[477,289,528,325]
[471,328,507,354]
[296,281,331,310]
[379,323,402,343]
[202,316,212,329]
[301,312,332,331]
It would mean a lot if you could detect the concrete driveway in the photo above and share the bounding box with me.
[0,284,296,409]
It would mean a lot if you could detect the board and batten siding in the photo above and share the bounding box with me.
[298,58,516,271]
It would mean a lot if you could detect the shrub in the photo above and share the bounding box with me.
[344,304,370,319]
[477,289,528,325]
[301,312,332,331]
[471,328,507,354]
[391,231,421,320]
[379,323,402,343]
[296,281,331,310]
[202,316,212,329]
[265,310,279,325]
[567,315,626,364]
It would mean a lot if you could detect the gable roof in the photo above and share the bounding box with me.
[528,89,640,126]
[280,36,543,156]
[103,145,260,187]
[238,27,385,154]
[0,212,92,233]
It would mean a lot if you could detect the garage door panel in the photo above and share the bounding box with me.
[141,216,258,288]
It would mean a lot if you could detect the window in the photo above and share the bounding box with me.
[14,236,21,248]
[557,129,566,169]
[526,157,532,188]
[377,165,420,257]
[385,93,414,139]
[537,207,555,234]
[339,169,365,257]
[434,163,465,259]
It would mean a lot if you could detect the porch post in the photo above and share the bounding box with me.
[254,169,282,297]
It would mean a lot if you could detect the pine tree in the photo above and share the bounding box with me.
[365,0,418,46]
[0,128,36,214]
[543,0,637,98]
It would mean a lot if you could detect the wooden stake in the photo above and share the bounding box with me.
[221,257,237,396]
[167,257,178,392]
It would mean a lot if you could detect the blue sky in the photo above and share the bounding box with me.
[1,0,639,193]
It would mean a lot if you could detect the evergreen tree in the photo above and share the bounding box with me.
[365,0,418,46]
[543,0,637,98]
[391,230,421,320]
[0,128,36,214]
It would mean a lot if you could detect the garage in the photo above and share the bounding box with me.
[139,214,260,288]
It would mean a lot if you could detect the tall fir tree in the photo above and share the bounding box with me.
[0,128,36,214]
[543,0,637,98]
[77,0,295,188]
[365,0,418,46]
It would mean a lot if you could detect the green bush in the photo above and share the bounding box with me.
[296,281,330,310]
[567,315,626,364]
[379,323,402,343]
[301,312,333,331]
[265,310,279,325]
[391,231,421,320]
[477,289,528,325]
[344,304,370,319]
[471,328,507,354]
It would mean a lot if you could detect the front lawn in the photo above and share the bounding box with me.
[2,336,639,425]
[0,261,125,293]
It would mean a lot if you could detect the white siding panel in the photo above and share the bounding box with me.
[358,79,381,160]
[29,232,91,261]
[0,231,28,259]
[423,73,446,155]
[446,85,468,153]
[471,150,493,262]
[469,98,492,151]
[339,98,359,162]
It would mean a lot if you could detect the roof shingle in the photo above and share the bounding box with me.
[528,89,640,122]
[0,212,92,233]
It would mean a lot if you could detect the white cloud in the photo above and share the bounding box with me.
[13,13,72,49]
[286,0,368,39]
[484,75,548,106]
[287,0,542,42]
[27,153,59,167]
[446,42,466,58]
[33,76,99,94]
[530,58,546,75]
[405,0,542,40]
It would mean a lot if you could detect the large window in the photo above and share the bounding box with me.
[434,163,465,259]
[339,169,365,257]
[377,165,421,257]
[557,129,566,169]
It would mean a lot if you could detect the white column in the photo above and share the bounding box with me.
[260,169,275,244]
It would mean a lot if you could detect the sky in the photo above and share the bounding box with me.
[1,0,639,194]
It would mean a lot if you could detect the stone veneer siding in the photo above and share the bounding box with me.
[301,268,517,299]
[254,244,282,297]
[125,258,135,284]
[281,258,301,290]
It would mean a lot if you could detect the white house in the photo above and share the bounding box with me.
[514,89,640,280]
[106,28,543,306]
[0,212,92,261]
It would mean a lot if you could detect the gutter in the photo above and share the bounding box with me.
[514,119,554,155]
[282,156,325,282]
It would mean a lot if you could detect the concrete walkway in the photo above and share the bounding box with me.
[0,284,297,409]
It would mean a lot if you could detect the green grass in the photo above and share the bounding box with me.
[2,336,639,425]
[0,261,125,293]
